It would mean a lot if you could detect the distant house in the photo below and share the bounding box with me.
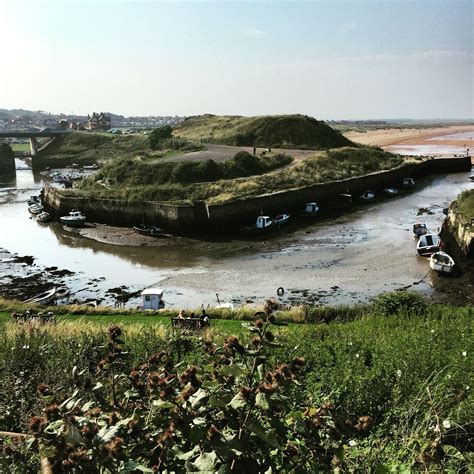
[87,112,111,131]
[70,121,85,131]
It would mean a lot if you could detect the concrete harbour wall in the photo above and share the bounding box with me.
[43,155,472,233]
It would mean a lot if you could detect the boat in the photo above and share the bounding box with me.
[429,251,455,274]
[274,213,290,226]
[332,193,352,210]
[383,187,399,197]
[28,203,44,215]
[469,176,474,182]
[413,223,427,238]
[59,209,86,227]
[302,202,319,216]
[24,287,57,305]
[83,163,98,170]
[241,215,274,235]
[402,177,415,188]
[27,195,41,206]
[417,234,440,256]
[36,211,51,223]
[53,174,64,183]
[133,225,163,237]
[359,191,375,202]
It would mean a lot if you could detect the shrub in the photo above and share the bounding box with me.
[372,291,428,316]
[148,125,173,149]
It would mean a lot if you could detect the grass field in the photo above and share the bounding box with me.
[0,295,472,471]
[10,143,31,152]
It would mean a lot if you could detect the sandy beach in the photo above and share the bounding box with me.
[345,124,474,147]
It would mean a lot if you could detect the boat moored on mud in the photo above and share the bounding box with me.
[359,191,375,202]
[429,251,455,274]
[413,223,428,238]
[274,213,290,226]
[302,202,319,217]
[133,225,163,237]
[417,234,440,256]
[60,209,86,227]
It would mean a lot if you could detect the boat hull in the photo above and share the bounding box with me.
[417,246,439,256]
[60,218,86,227]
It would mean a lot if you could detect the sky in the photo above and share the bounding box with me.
[0,0,472,119]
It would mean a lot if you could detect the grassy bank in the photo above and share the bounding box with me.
[34,132,201,169]
[0,296,472,471]
[72,145,402,204]
[175,114,353,149]
[456,188,474,219]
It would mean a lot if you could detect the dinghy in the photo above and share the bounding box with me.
[28,203,44,215]
[413,223,427,238]
[241,215,274,235]
[133,225,163,237]
[37,211,51,223]
[24,287,57,305]
[302,202,319,217]
[359,191,375,202]
[383,187,399,197]
[27,195,41,206]
[429,251,455,274]
[402,177,415,188]
[274,213,290,226]
[417,234,440,256]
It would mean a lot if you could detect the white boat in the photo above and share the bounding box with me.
[256,215,273,231]
[83,163,98,170]
[302,202,319,216]
[37,211,51,223]
[60,209,86,227]
[28,203,44,215]
[417,234,440,256]
[359,191,375,202]
[430,251,455,274]
[24,287,57,305]
[384,187,399,197]
[274,213,290,226]
[413,223,427,238]
[402,177,415,188]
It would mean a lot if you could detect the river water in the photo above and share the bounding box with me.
[0,154,472,310]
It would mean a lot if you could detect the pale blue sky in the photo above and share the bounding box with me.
[0,0,472,119]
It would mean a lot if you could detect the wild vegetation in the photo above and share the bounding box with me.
[0,142,15,176]
[456,189,474,220]
[34,132,203,169]
[175,114,354,149]
[0,293,472,471]
[74,145,402,204]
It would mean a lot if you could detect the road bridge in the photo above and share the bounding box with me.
[0,129,70,155]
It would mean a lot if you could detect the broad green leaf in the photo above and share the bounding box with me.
[220,364,245,377]
[44,420,65,435]
[81,401,95,412]
[190,388,208,409]
[92,382,103,391]
[256,392,270,410]
[64,425,83,445]
[228,393,247,410]
[97,424,119,443]
[152,399,174,410]
[443,445,465,461]
[246,418,280,448]
[208,392,232,408]
[193,451,218,472]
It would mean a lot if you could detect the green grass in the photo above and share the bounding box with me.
[175,114,354,149]
[72,145,402,204]
[0,301,472,471]
[456,189,474,220]
[10,143,31,152]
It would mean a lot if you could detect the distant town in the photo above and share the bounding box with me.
[0,108,185,133]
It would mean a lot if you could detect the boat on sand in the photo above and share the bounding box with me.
[417,234,440,256]
[60,210,86,227]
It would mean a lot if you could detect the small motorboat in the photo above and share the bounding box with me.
[60,209,86,227]
[133,225,163,237]
[417,234,440,256]
[37,211,51,223]
[384,187,399,197]
[28,203,44,215]
[302,202,319,217]
[24,287,57,305]
[83,163,98,170]
[429,251,455,274]
[402,177,415,188]
[274,213,290,226]
[241,215,274,235]
[359,191,375,202]
[413,223,427,238]
[27,195,41,206]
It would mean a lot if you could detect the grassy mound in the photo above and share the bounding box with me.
[175,114,354,149]
[76,146,402,204]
